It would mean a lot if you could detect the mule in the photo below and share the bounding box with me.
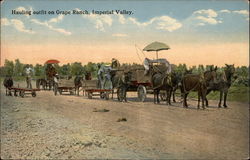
[206,64,236,108]
[3,76,13,96]
[161,68,192,102]
[111,70,132,102]
[181,68,217,109]
[36,78,47,90]
[74,76,84,96]
[152,72,172,105]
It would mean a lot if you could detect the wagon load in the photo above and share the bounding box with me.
[82,80,98,89]
[55,79,75,95]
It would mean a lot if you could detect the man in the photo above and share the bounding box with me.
[97,64,103,89]
[25,65,33,89]
[53,73,59,95]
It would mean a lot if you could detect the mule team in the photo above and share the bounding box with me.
[4,60,236,109]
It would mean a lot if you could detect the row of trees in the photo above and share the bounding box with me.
[0,59,249,86]
[0,59,99,78]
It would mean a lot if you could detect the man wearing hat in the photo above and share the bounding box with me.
[25,65,33,89]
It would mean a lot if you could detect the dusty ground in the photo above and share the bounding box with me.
[0,81,249,159]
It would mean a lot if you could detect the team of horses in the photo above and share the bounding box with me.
[3,64,236,109]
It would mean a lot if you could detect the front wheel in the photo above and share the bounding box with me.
[32,91,36,97]
[87,92,93,99]
[19,91,25,98]
[137,85,147,102]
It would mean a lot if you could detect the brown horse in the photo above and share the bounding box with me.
[206,64,236,108]
[181,68,217,109]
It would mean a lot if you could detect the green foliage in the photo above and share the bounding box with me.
[34,64,44,77]
[13,59,24,76]
[70,62,83,76]
[186,86,249,103]
[4,59,14,76]
[60,63,71,76]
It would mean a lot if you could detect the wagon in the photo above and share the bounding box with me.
[54,79,75,95]
[82,79,112,100]
[9,87,40,98]
[115,61,169,102]
[114,67,151,102]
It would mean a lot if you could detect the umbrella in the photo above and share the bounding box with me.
[143,41,170,59]
[45,59,60,64]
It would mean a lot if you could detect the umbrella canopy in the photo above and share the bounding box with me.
[143,41,170,59]
[45,59,60,64]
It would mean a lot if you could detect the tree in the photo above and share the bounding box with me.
[4,60,14,76]
[60,63,71,76]
[83,62,99,78]
[13,59,24,76]
[34,64,44,77]
[70,62,83,76]
[198,64,205,73]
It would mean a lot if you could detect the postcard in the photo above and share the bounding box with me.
[1,0,249,159]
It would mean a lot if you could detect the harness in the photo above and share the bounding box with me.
[182,73,205,94]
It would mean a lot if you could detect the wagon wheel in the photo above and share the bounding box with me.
[87,92,93,99]
[70,89,74,95]
[117,87,124,102]
[100,92,105,99]
[137,85,147,102]
[14,90,18,97]
[19,91,25,98]
[59,89,62,95]
[32,91,36,97]
[160,92,167,101]
[104,92,109,100]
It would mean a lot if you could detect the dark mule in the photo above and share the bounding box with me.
[206,64,236,108]
[74,76,84,96]
[152,72,172,105]
[3,76,14,96]
[85,72,92,80]
[181,68,217,109]
[36,78,47,90]
[162,69,192,103]
[111,70,132,102]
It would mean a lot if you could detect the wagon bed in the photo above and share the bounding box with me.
[55,79,75,95]
[82,80,112,100]
[9,87,40,98]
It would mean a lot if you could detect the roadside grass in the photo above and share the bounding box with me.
[183,86,249,103]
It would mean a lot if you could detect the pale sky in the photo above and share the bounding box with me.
[1,0,249,67]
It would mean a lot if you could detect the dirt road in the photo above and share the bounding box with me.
[1,83,249,159]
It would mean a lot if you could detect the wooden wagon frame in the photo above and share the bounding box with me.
[9,87,40,98]
[81,79,112,100]
[54,79,76,95]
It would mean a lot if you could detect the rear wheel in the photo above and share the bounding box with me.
[19,91,25,98]
[104,92,109,100]
[14,90,18,97]
[137,85,147,102]
[100,92,105,99]
[87,92,93,99]
[32,91,36,97]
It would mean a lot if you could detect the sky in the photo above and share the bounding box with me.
[1,0,249,67]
